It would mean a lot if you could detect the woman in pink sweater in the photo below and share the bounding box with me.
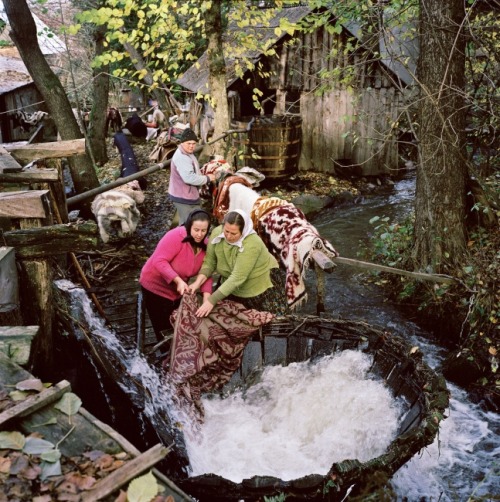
[139,209,213,341]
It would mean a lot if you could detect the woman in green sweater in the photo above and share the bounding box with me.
[189,209,280,317]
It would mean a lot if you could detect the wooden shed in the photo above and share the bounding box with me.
[177,5,415,177]
[0,4,65,143]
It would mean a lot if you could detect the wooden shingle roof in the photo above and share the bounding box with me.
[176,5,417,93]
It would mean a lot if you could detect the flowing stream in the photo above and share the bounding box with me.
[302,175,499,499]
[58,174,499,500]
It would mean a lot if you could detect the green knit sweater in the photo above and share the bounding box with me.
[200,226,279,305]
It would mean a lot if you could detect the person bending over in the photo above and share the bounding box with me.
[189,209,280,317]
[140,209,213,341]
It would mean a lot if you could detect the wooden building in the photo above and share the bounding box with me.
[177,5,416,177]
[0,4,65,143]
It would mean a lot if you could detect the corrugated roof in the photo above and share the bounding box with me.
[0,4,67,96]
[0,4,66,56]
[0,50,33,94]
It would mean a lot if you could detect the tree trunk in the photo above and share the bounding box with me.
[205,1,231,157]
[413,0,468,273]
[122,41,174,116]
[87,24,109,165]
[3,0,100,216]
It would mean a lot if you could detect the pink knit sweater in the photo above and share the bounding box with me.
[139,226,212,300]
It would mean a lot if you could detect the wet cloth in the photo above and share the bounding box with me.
[168,293,274,420]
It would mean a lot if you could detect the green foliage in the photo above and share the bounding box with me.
[74,0,295,105]
[464,10,500,175]
[264,494,287,502]
[365,212,499,397]
[368,214,414,269]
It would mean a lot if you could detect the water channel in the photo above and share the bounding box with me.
[60,173,498,500]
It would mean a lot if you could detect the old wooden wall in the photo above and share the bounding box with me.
[267,23,404,177]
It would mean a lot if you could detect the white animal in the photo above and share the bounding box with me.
[91,180,145,243]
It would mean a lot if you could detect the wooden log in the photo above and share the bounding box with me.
[4,138,86,165]
[0,325,39,366]
[0,190,51,219]
[0,169,59,183]
[81,443,169,502]
[311,250,336,272]
[0,145,24,173]
[333,255,456,284]
[78,408,194,500]
[0,379,70,428]
[3,222,98,259]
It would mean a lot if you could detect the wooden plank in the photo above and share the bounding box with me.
[0,379,71,428]
[4,138,86,164]
[0,190,50,218]
[78,408,194,501]
[0,145,23,173]
[0,325,39,366]
[0,169,59,183]
[81,443,169,502]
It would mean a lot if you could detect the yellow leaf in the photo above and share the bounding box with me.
[489,347,497,356]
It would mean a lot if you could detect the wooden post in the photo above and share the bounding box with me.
[44,158,69,223]
[0,190,55,376]
[315,262,326,314]
[0,247,22,326]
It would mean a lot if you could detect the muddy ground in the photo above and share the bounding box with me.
[98,137,370,257]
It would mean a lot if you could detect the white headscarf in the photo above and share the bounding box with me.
[211,209,256,252]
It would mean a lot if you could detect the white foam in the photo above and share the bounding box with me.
[185,350,402,483]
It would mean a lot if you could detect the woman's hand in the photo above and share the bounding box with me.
[188,274,207,294]
[173,277,189,295]
[195,299,214,317]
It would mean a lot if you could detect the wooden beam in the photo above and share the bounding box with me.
[4,138,86,164]
[3,222,99,258]
[0,169,59,183]
[333,254,456,284]
[0,379,71,428]
[0,145,23,173]
[81,443,170,502]
[0,190,51,218]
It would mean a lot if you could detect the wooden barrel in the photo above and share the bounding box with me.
[231,115,302,180]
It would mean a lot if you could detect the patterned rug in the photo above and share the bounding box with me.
[259,204,339,309]
[168,293,274,421]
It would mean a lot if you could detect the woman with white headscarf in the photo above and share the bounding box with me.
[189,209,279,317]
